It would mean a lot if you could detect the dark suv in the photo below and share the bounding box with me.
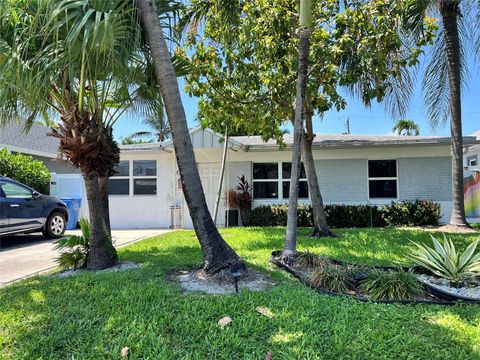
[0,176,68,238]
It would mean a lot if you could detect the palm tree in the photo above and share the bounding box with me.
[0,0,162,269]
[284,0,313,258]
[393,120,420,136]
[137,0,244,274]
[128,105,171,142]
[405,1,480,227]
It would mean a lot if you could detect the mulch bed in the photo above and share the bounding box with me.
[271,251,480,305]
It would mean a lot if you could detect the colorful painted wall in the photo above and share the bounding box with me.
[464,170,480,219]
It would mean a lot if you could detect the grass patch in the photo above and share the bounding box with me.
[1,227,480,359]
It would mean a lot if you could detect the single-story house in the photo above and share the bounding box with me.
[109,127,480,229]
[0,123,78,174]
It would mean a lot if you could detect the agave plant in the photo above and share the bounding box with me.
[410,235,480,284]
[54,218,90,270]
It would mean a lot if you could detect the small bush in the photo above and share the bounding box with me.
[359,269,424,300]
[248,200,440,228]
[55,218,90,270]
[0,148,51,193]
[309,265,354,293]
[294,251,330,269]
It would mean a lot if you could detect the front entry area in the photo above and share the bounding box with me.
[198,163,226,227]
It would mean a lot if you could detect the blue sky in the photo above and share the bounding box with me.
[113,58,480,140]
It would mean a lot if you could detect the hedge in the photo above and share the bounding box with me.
[248,200,441,228]
[0,148,51,194]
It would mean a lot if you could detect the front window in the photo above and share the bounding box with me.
[108,160,158,196]
[108,161,130,195]
[368,160,398,198]
[252,162,308,200]
[133,160,157,195]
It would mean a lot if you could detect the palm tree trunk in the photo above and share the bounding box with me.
[440,1,468,227]
[98,176,112,236]
[284,24,311,257]
[302,112,332,237]
[138,0,244,274]
[84,174,117,269]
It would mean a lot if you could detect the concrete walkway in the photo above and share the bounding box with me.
[0,229,171,287]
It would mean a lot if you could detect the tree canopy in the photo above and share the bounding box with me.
[177,0,436,141]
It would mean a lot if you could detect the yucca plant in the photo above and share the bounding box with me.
[54,218,90,270]
[410,235,480,285]
[309,265,354,293]
[359,269,424,301]
[294,251,329,269]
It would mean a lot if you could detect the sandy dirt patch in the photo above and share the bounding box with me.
[170,268,274,294]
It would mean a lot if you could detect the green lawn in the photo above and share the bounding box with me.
[1,227,480,359]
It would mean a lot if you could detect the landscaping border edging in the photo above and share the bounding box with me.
[270,251,480,305]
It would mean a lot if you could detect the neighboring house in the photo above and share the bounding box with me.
[0,123,78,174]
[464,131,480,222]
[465,131,480,167]
[109,127,480,229]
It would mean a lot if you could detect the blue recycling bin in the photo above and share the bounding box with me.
[61,198,82,230]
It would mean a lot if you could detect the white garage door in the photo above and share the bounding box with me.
[198,163,225,227]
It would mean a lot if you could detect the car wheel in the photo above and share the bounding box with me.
[42,212,66,239]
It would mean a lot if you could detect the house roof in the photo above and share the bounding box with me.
[232,134,480,150]
[0,123,58,157]
[119,142,171,153]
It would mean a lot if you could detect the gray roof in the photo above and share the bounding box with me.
[0,123,59,156]
[231,133,480,150]
[119,142,169,152]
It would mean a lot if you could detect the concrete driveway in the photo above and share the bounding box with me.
[0,229,171,287]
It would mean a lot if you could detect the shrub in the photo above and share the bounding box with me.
[294,251,329,269]
[247,201,440,228]
[410,235,480,285]
[0,148,51,193]
[54,218,90,270]
[359,269,424,300]
[382,200,441,226]
[309,265,354,293]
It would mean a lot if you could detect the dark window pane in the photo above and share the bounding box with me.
[113,161,129,177]
[108,179,129,195]
[253,182,278,199]
[253,163,278,179]
[282,163,306,179]
[369,180,397,198]
[283,181,309,199]
[134,179,157,195]
[368,160,397,178]
[133,160,157,176]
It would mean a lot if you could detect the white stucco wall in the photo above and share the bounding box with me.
[108,152,176,229]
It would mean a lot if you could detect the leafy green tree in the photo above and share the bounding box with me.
[177,0,435,239]
[393,120,420,136]
[0,0,166,269]
[138,0,245,274]
[404,0,480,227]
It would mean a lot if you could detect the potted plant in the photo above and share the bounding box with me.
[236,175,253,226]
[224,189,240,227]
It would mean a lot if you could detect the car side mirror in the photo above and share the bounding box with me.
[32,191,41,198]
